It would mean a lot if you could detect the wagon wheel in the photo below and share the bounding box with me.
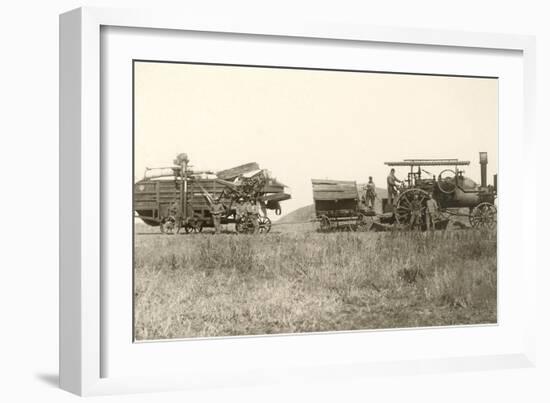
[437,169,457,194]
[319,215,331,232]
[469,202,497,229]
[160,216,176,234]
[394,189,430,230]
[258,216,271,234]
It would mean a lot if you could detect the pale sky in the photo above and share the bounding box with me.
[134,61,498,216]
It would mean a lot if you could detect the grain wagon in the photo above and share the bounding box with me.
[311,179,371,231]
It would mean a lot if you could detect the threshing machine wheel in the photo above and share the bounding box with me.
[159,216,176,234]
[394,189,430,230]
[437,169,457,194]
[469,202,497,229]
[235,216,262,234]
[258,216,272,234]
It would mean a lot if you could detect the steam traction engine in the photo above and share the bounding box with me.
[384,152,497,229]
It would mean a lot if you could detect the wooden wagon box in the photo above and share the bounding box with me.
[134,177,290,227]
[311,179,360,217]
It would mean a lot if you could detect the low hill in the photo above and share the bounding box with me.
[276,204,316,224]
[276,186,387,224]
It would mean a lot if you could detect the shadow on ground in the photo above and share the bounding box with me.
[35,373,59,387]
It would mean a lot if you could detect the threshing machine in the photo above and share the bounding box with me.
[134,153,291,234]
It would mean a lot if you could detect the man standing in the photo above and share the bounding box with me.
[163,200,179,234]
[246,198,260,234]
[168,200,179,218]
[235,198,245,221]
[409,193,423,230]
[426,194,439,231]
[365,176,377,210]
[387,168,402,206]
[210,199,225,234]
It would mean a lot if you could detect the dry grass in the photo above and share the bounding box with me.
[134,226,497,340]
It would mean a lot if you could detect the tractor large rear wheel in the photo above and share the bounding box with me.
[394,189,430,230]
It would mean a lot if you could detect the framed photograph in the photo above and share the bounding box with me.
[60,7,537,396]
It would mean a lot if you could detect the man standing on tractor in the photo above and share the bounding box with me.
[210,199,225,234]
[365,176,377,210]
[387,168,402,206]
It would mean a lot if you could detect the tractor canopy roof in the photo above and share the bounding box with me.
[384,159,470,167]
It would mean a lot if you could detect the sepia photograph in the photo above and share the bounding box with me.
[133,60,498,341]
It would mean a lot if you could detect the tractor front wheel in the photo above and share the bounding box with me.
[469,202,497,229]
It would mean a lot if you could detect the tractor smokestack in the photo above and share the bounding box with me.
[479,152,488,188]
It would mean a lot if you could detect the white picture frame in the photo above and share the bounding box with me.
[59,6,537,396]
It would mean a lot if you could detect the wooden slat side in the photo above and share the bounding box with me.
[314,193,359,201]
[313,185,357,192]
[312,178,358,201]
[312,179,357,186]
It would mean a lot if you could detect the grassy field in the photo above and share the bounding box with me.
[134,223,497,340]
